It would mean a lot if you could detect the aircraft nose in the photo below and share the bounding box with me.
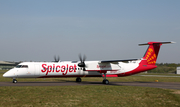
[3,70,14,78]
[3,72,8,77]
[3,72,10,77]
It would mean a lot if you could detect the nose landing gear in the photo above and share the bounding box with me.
[12,79,17,83]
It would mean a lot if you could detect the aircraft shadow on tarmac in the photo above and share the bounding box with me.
[11,81,123,86]
[17,80,156,85]
[57,80,123,85]
[2,81,180,90]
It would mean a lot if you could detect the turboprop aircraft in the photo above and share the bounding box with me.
[3,41,175,84]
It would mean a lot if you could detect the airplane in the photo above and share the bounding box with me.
[3,41,175,84]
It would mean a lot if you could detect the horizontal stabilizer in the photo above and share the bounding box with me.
[139,41,175,46]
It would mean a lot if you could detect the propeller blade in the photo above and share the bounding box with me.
[78,54,86,69]
[54,55,60,62]
[54,55,57,62]
[57,56,60,62]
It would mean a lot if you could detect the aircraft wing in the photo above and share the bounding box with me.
[99,59,138,64]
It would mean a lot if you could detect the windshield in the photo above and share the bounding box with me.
[16,65,28,68]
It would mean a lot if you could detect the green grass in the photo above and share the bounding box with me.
[0,70,7,73]
[137,72,180,76]
[0,86,180,107]
[2,70,180,106]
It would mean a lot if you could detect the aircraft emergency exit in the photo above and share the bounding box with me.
[3,41,175,84]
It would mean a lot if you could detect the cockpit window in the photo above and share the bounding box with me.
[22,65,28,68]
[16,65,28,68]
[16,65,22,68]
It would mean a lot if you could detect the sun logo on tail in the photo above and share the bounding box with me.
[145,48,157,64]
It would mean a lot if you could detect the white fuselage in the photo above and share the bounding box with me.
[3,60,141,78]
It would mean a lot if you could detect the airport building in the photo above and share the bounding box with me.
[177,67,180,74]
[0,61,18,70]
[0,61,16,65]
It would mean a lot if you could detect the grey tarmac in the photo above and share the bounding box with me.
[1,81,180,90]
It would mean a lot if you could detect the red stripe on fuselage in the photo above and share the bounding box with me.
[38,74,119,78]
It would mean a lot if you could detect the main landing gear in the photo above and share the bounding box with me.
[76,77,81,82]
[102,73,109,85]
[102,79,109,84]
[12,79,17,83]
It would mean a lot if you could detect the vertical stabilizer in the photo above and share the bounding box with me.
[139,41,175,65]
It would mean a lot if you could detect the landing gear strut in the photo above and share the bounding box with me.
[12,79,17,83]
[102,73,109,84]
[76,77,81,82]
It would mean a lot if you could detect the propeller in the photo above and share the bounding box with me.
[78,54,86,71]
[54,55,60,62]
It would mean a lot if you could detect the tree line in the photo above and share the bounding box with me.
[148,63,180,73]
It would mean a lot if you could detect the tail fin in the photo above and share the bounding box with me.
[139,41,175,65]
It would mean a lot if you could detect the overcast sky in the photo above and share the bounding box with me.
[0,0,179,63]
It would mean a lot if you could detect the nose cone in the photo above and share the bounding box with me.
[3,70,14,78]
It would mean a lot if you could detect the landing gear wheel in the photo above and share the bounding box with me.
[76,77,81,82]
[102,79,109,85]
[12,79,17,83]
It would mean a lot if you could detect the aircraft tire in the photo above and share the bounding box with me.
[76,77,81,82]
[102,79,109,84]
[13,79,17,83]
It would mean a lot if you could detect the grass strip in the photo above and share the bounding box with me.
[0,85,180,107]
